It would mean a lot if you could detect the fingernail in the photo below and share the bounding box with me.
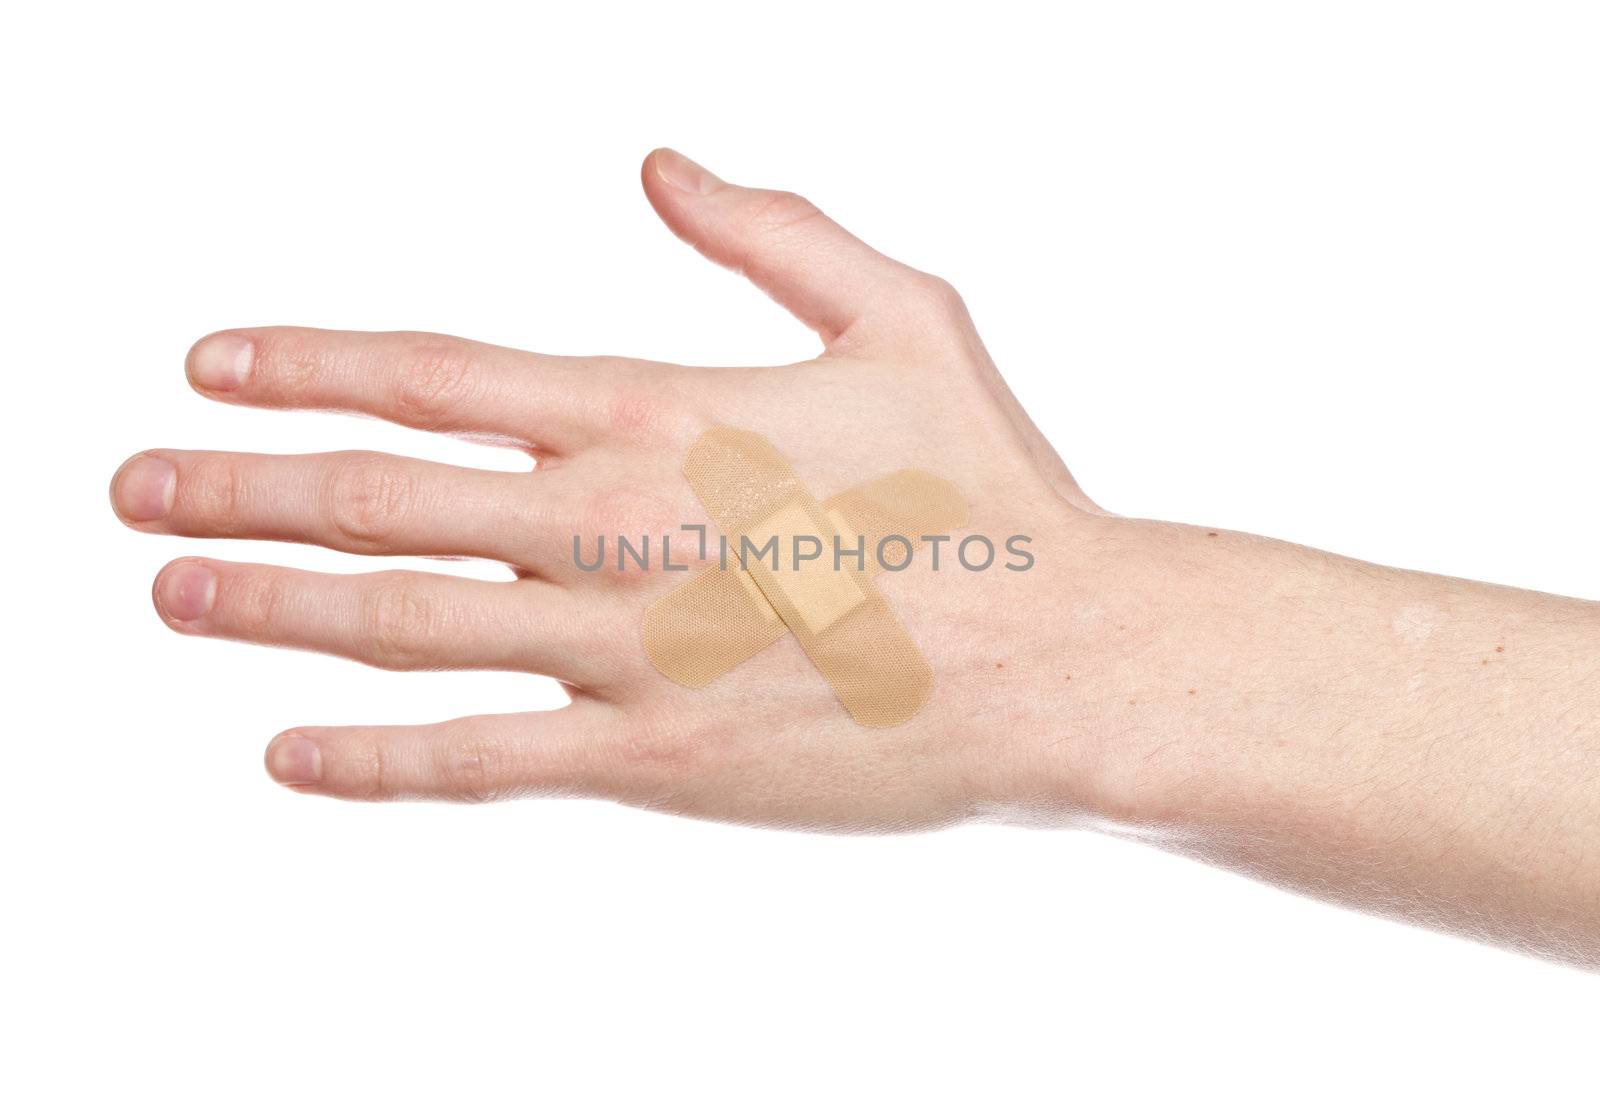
[156,560,216,622]
[188,333,253,392]
[653,148,722,196]
[113,454,176,521]
[266,733,322,786]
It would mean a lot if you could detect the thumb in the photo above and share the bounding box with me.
[641,147,925,346]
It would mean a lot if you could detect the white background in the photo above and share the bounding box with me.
[3,1,1597,1092]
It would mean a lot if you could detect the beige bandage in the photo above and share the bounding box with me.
[642,427,967,728]
[641,468,967,687]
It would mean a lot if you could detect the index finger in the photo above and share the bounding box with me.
[186,326,623,454]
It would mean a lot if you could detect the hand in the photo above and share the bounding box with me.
[110,149,1114,829]
[111,149,1600,963]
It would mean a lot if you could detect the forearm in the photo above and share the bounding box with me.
[1044,516,1600,965]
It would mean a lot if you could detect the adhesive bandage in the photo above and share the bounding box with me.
[641,427,968,728]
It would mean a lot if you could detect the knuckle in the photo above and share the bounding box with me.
[229,569,289,636]
[578,487,676,580]
[435,732,518,804]
[342,733,392,800]
[327,452,415,548]
[601,364,705,444]
[614,707,704,784]
[742,189,826,241]
[185,455,251,534]
[605,386,669,439]
[581,486,659,538]
[908,272,966,314]
[360,576,441,670]
[393,336,478,428]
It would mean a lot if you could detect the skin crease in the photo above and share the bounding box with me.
[110,149,1600,970]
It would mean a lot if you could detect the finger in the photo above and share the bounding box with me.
[153,558,617,685]
[113,448,548,566]
[264,704,638,803]
[641,148,933,346]
[185,326,615,453]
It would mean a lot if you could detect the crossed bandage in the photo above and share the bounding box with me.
[642,427,967,728]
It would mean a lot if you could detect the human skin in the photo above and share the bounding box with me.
[110,149,1600,969]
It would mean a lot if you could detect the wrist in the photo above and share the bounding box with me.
[995,514,1353,832]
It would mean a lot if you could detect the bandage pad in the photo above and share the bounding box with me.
[643,427,964,728]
